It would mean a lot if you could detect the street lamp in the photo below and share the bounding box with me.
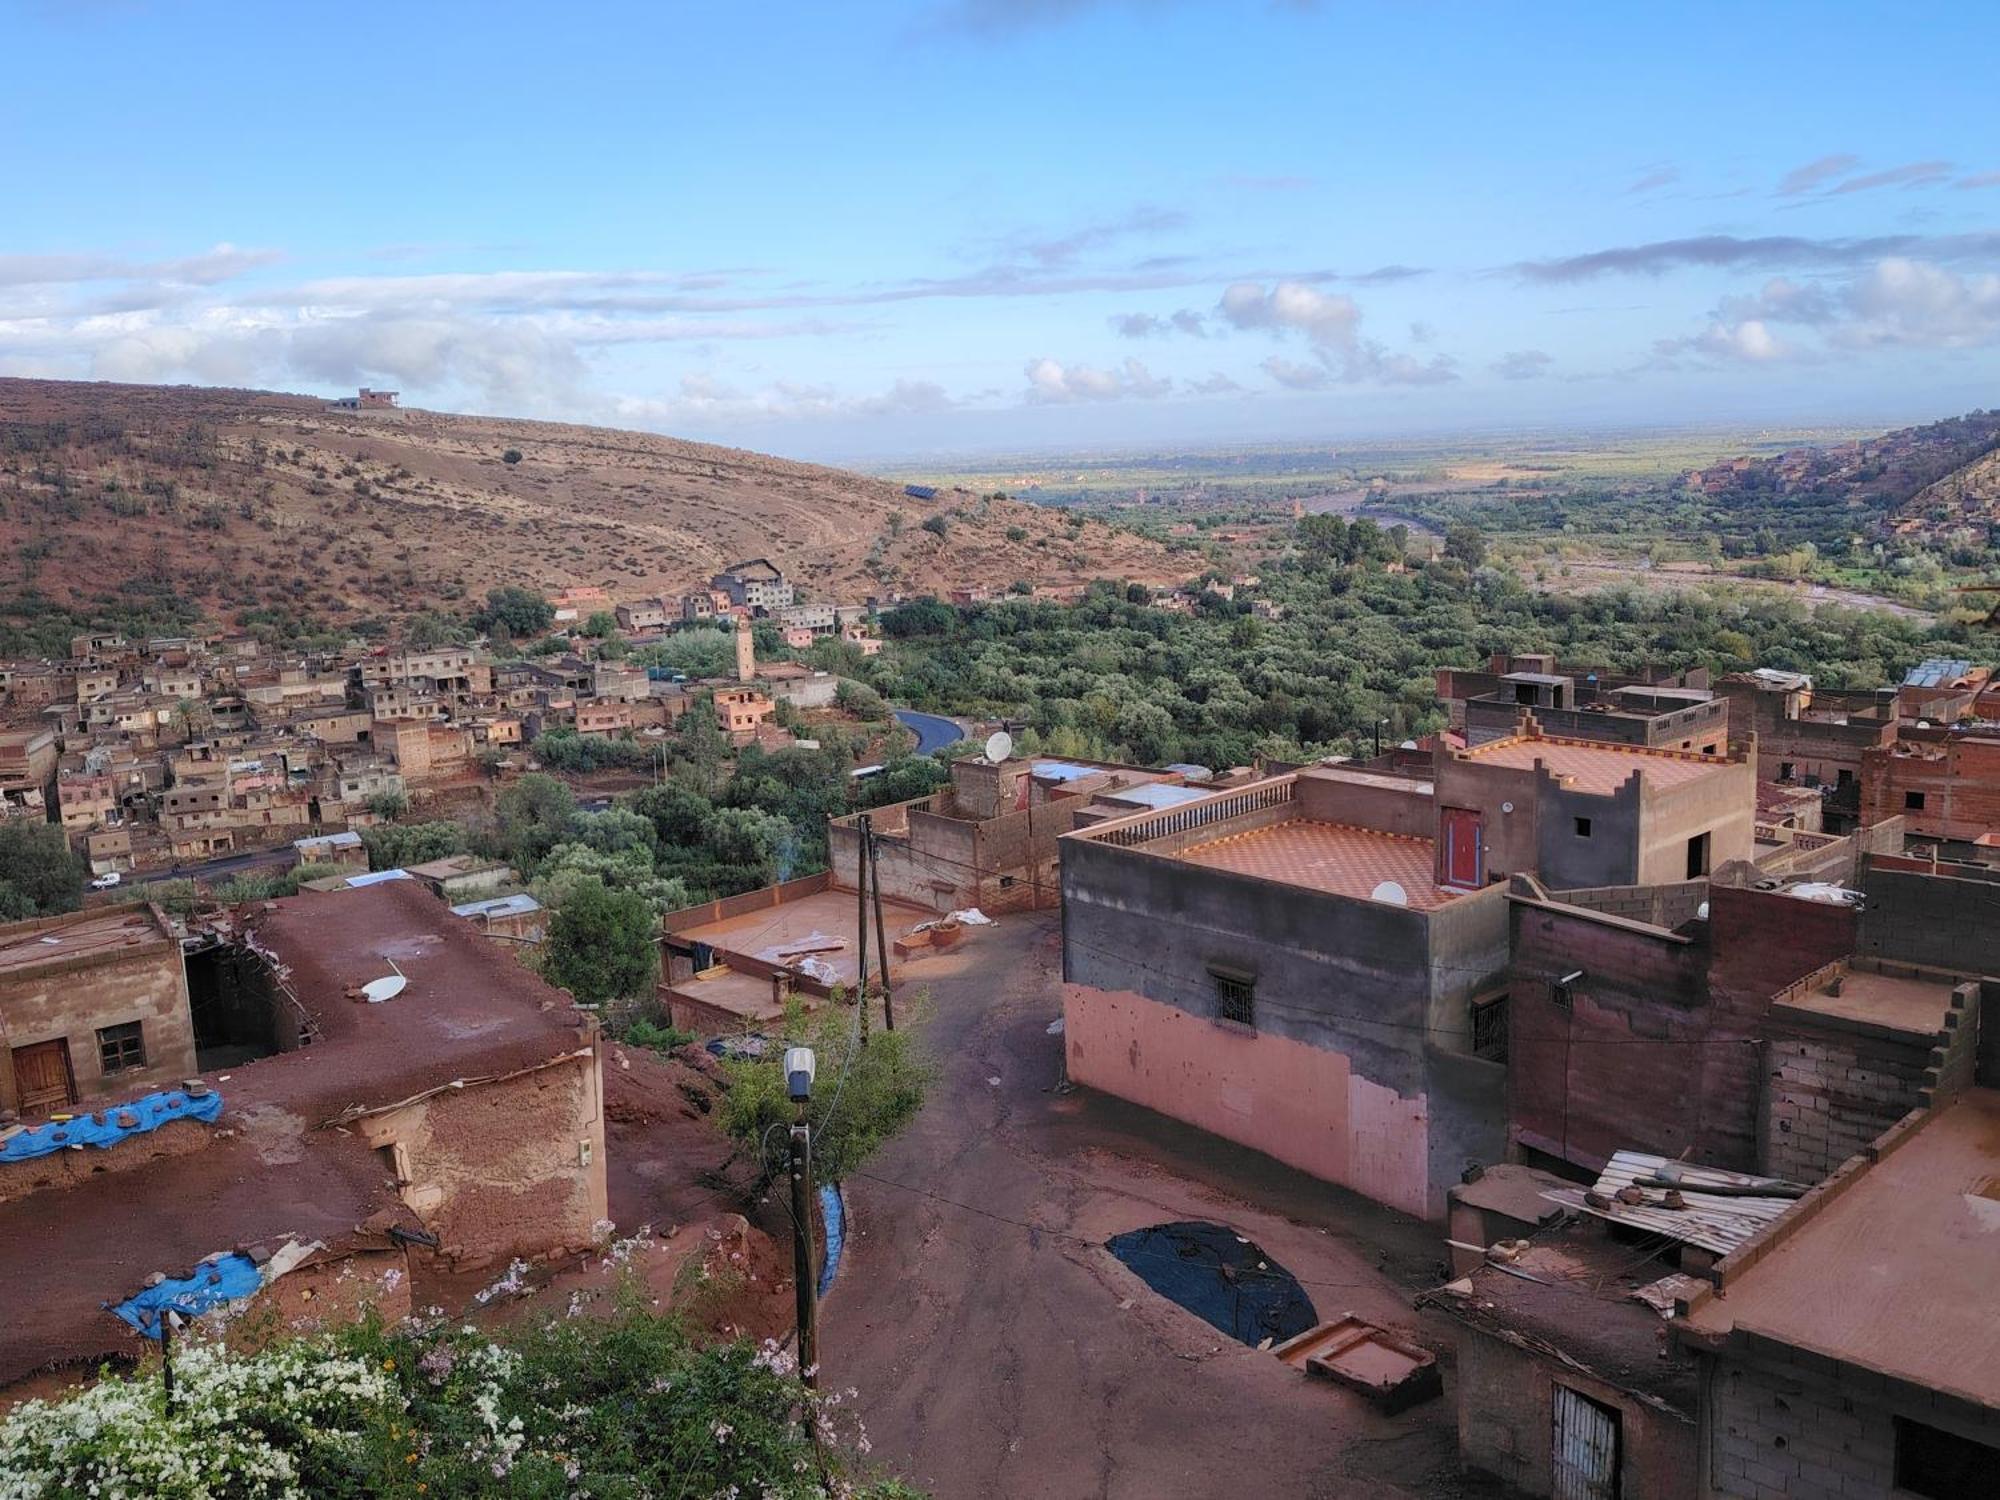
[784,1046,819,1387]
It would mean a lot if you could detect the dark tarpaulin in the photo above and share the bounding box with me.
[1107,1221,1317,1346]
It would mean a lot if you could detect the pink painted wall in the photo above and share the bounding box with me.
[1064,984,1431,1218]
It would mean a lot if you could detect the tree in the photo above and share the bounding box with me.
[358,819,466,871]
[501,447,523,464]
[492,772,577,871]
[366,788,408,821]
[579,610,618,638]
[0,822,85,919]
[405,610,472,649]
[474,586,554,638]
[532,842,689,916]
[1443,523,1488,568]
[542,875,659,1008]
[718,997,931,1183]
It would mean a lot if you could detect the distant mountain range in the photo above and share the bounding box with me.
[0,378,1177,626]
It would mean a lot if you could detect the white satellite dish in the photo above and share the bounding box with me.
[984,730,1014,763]
[1370,880,1409,906]
[361,958,407,1004]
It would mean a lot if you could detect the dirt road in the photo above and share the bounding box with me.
[824,915,1497,1500]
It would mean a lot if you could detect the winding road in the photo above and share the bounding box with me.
[894,708,967,756]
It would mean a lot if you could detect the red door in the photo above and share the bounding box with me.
[1441,807,1485,888]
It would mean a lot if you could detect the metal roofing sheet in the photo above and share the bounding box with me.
[1904,657,1975,688]
[1101,782,1210,809]
[1032,761,1104,782]
[1540,1151,1798,1257]
[451,894,542,919]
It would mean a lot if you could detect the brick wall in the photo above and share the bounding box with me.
[1860,735,2000,841]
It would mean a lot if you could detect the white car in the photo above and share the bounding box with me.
[89,872,123,890]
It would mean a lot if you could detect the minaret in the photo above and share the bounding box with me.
[735,613,755,683]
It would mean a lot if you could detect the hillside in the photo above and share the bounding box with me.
[0,378,1179,634]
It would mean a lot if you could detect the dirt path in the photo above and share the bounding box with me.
[823,916,1500,1500]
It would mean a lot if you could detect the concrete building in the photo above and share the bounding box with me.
[0,904,198,1116]
[1678,1084,2000,1498]
[1859,727,2000,849]
[450,892,545,943]
[615,599,669,632]
[715,687,775,744]
[832,755,1203,914]
[406,855,516,902]
[773,602,838,636]
[1461,672,1730,754]
[1438,653,1711,734]
[1437,721,1757,891]
[710,558,794,613]
[293,830,367,872]
[1716,670,1899,830]
[1061,767,1510,1220]
[0,727,57,817]
[1433,1214,1699,1500]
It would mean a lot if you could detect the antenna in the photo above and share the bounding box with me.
[1370,880,1409,906]
[360,956,407,1004]
[984,730,1014,764]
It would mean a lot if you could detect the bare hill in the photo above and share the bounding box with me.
[0,378,1178,627]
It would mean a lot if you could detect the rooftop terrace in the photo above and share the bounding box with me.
[1178,821,1458,910]
[1458,734,1733,793]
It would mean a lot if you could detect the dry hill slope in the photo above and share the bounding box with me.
[0,378,1179,624]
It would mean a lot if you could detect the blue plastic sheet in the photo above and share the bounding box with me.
[816,1183,845,1296]
[0,1089,222,1163]
[110,1253,263,1339]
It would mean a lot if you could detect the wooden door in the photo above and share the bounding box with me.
[1440,806,1485,887]
[11,1039,76,1115]
[1551,1384,1620,1500]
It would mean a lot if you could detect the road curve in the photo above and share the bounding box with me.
[893,708,967,756]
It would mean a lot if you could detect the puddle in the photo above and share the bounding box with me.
[1107,1220,1317,1346]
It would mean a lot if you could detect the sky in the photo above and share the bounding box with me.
[2,0,1997,462]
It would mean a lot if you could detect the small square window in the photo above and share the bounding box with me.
[1906,791,1927,811]
[1212,969,1255,1028]
[97,1021,145,1075]
[1573,816,1592,838]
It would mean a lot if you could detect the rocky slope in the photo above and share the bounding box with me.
[0,378,1179,626]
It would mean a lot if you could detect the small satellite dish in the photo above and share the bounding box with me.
[1371,880,1409,906]
[361,957,407,1004]
[984,730,1014,763]
[1917,719,1932,729]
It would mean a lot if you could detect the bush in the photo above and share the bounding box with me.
[622,1016,695,1053]
[920,514,949,539]
[0,821,85,919]
[501,448,523,464]
[541,876,660,1009]
[0,1308,917,1498]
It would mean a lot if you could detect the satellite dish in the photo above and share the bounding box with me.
[361,958,407,1004]
[984,730,1014,763]
[1371,880,1409,906]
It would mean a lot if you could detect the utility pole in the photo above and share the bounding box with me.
[854,813,871,1045]
[159,1310,177,1411]
[784,1047,819,1388]
[866,819,894,1031]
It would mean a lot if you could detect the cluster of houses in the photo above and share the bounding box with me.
[0,559,879,879]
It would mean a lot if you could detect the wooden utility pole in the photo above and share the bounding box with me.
[866,819,894,1030]
[854,813,872,1045]
[788,1120,818,1387]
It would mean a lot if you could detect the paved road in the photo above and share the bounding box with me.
[132,846,296,887]
[893,708,967,756]
[825,915,1493,1500]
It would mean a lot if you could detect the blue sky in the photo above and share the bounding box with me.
[3,0,1996,461]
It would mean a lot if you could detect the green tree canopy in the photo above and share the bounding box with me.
[541,875,660,1008]
[0,822,85,919]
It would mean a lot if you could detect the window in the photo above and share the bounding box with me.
[1779,761,1794,781]
[1573,816,1593,838]
[1906,790,1927,811]
[1837,768,1854,789]
[1895,1416,2000,1498]
[1686,832,1711,878]
[97,1021,145,1075]
[1700,743,1715,755]
[1211,968,1256,1028]
[1471,993,1508,1061]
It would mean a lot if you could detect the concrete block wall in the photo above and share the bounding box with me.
[1760,1031,1931,1183]
[1705,1345,2000,1498]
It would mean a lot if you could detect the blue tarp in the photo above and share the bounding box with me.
[817,1184,845,1296]
[109,1253,263,1339]
[0,1088,222,1163]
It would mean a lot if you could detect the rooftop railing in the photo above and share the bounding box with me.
[1070,774,1297,850]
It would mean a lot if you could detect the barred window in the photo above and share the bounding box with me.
[97,1021,145,1075]
[1211,968,1256,1028]
[1471,994,1509,1062]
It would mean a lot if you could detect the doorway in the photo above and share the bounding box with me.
[1441,806,1485,887]
[1552,1384,1621,1500]
[10,1038,77,1116]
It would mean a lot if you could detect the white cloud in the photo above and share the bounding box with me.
[1023,356,1172,402]
[1776,153,1861,196]
[1260,356,1330,389]
[1218,280,1361,350]
[1491,349,1553,380]
[1837,258,2000,348]
[1187,371,1244,395]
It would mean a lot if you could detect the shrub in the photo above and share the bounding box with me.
[501,448,523,464]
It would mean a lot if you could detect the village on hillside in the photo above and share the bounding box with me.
[7,557,2000,1496]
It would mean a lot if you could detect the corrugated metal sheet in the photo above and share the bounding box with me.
[1541,1151,1797,1257]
